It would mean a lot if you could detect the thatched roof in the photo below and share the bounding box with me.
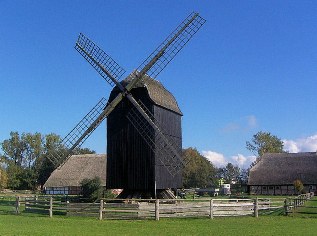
[44,154,106,187]
[248,152,317,185]
[110,72,182,115]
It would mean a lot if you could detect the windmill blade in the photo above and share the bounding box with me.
[75,33,126,89]
[125,12,206,91]
[47,97,108,167]
[126,99,187,177]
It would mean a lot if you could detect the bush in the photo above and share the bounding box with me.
[80,177,103,202]
[293,179,304,194]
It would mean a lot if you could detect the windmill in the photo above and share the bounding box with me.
[48,12,206,198]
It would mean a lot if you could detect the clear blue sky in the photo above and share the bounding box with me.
[1,1,317,168]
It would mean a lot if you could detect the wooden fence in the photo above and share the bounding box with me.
[284,193,314,215]
[11,193,314,220]
[102,198,285,220]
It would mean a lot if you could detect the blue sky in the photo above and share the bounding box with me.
[1,1,317,168]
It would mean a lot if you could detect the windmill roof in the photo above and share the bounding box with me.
[111,72,182,115]
[44,154,106,187]
[248,152,317,185]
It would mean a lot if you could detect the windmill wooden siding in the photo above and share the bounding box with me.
[44,154,107,195]
[248,152,317,195]
[107,74,182,195]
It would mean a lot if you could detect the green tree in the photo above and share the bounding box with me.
[217,163,240,184]
[6,164,23,189]
[1,131,96,190]
[237,168,249,185]
[182,148,216,188]
[246,131,284,157]
[80,177,103,201]
[73,147,96,155]
[0,167,8,189]
[24,133,42,168]
[293,179,304,194]
[1,131,26,166]
[34,133,63,189]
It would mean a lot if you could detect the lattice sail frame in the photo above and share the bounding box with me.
[47,97,108,167]
[75,33,126,87]
[136,12,206,80]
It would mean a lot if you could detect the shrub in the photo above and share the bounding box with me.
[80,177,102,202]
[293,179,304,194]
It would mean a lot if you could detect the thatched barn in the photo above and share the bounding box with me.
[248,152,317,195]
[107,73,183,198]
[44,154,106,195]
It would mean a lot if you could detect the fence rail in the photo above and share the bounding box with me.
[284,193,314,215]
[8,192,314,220]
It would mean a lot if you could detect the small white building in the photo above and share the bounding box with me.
[222,184,231,195]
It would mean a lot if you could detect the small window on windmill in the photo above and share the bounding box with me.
[262,186,267,190]
[269,186,273,190]
[275,186,280,190]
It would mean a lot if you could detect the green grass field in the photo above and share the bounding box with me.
[0,214,317,235]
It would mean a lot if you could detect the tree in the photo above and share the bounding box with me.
[293,179,304,194]
[34,133,64,189]
[182,148,216,188]
[216,163,240,184]
[246,131,284,157]
[1,131,96,190]
[0,167,8,189]
[1,131,26,166]
[24,133,42,168]
[6,164,23,189]
[80,177,103,201]
[73,147,96,155]
[236,168,249,185]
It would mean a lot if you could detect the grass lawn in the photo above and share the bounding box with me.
[0,214,317,235]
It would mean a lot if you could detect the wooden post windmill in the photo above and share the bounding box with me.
[48,12,205,198]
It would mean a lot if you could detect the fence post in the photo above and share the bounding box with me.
[15,196,20,214]
[254,198,258,218]
[99,199,104,220]
[155,199,160,221]
[284,198,288,216]
[209,199,214,219]
[49,197,53,218]
[292,199,295,214]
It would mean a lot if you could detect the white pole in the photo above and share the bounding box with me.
[154,180,157,199]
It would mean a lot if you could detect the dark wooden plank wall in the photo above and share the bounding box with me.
[154,105,182,189]
[107,88,155,190]
[107,86,182,191]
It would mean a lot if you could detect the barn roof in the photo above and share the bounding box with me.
[44,154,106,188]
[110,72,182,115]
[248,152,317,185]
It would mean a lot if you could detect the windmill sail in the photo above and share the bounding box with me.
[75,33,126,87]
[47,97,108,167]
[126,12,206,91]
